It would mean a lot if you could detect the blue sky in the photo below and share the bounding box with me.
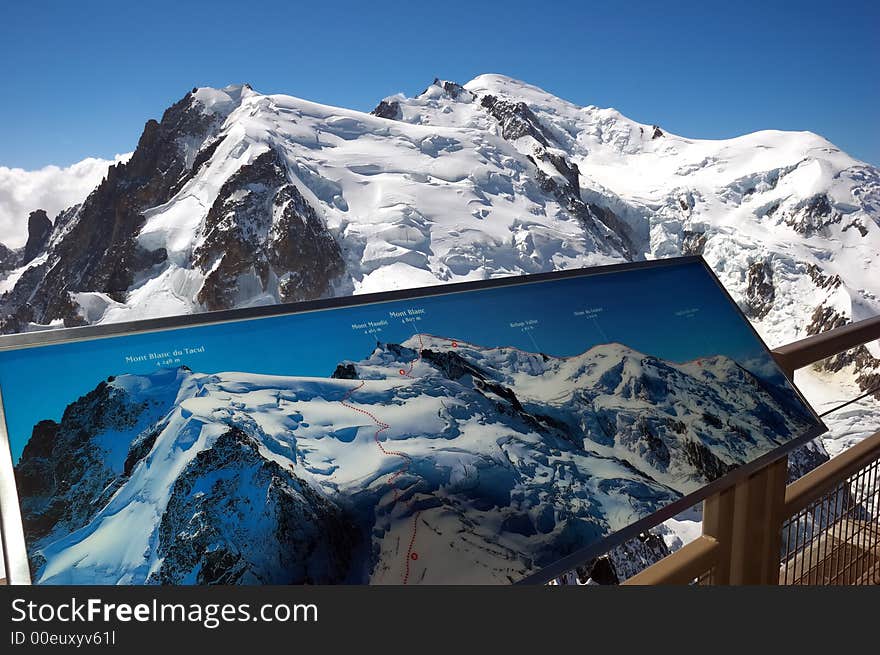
[0,0,877,169]
[0,261,788,461]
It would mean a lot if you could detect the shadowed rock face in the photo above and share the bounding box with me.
[148,427,358,585]
[194,148,344,311]
[22,210,52,264]
[0,89,226,332]
[479,93,636,259]
[370,100,401,120]
[14,380,151,551]
[331,363,358,379]
[481,94,551,146]
[784,193,841,235]
[0,241,17,271]
[745,260,775,319]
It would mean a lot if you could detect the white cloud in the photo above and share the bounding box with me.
[0,153,132,249]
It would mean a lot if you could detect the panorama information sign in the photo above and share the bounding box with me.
[0,257,825,585]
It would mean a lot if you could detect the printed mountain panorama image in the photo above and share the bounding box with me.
[14,324,816,584]
[2,255,820,584]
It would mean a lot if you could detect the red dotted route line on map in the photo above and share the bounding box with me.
[338,370,420,580]
[338,334,461,584]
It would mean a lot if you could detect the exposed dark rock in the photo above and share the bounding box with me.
[787,439,831,481]
[634,417,671,468]
[331,363,358,380]
[420,348,487,381]
[0,241,17,271]
[585,555,619,584]
[194,148,344,311]
[842,218,868,236]
[542,150,580,191]
[129,245,168,272]
[14,380,150,549]
[651,125,664,139]
[474,378,524,412]
[434,78,470,99]
[806,263,842,290]
[420,78,472,101]
[784,193,841,235]
[123,426,163,476]
[480,94,551,146]
[702,412,723,429]
[807,304,849,336]
[0,88,230,331]
[682,230,708,255]
[22,210,52,264]
[188,135,227,180]
[370,100,401,120]
[532,165,635,259]
[385,342,418,360]
[745,260,775,319]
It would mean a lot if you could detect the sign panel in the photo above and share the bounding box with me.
[0,257,824,584]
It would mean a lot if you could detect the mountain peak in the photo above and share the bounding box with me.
[190,83,256,117]
[22,209,52,264]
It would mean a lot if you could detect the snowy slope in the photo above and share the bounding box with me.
[16,334,815,585]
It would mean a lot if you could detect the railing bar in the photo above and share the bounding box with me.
[785,520,798,584]
[829,513,842,585]
[852,470,865,585]
[863,465,878,585]
[789,515,800,584]
[785,431,880,515]
[818,384,880,418]
[821,494,832,583]
[808,507,817,582]
[771,314,880,373]
[791,514,804,585]
[622,536,720,585]
[784,518,794,584]
[794,512,805,584]
[809,506,817,582]
[831,487,845,585]
[635,431,879,586]
[801,508,812,584]
[841,478,860,581]
[855,468,870,584]
[837,480,853,580]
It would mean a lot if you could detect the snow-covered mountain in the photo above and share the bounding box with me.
[0,77,876,333]
[15,334,815,584]
[2,74,878,579]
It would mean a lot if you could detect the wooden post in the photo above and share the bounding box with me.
[702,485,734,584]
[704,456,788,584]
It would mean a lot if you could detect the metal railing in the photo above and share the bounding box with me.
[624,314,880,585]
[780,434,880,585]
